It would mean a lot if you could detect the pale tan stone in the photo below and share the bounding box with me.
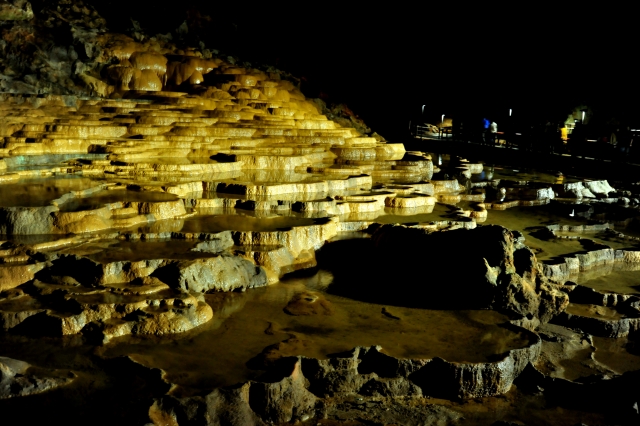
[0,263,46,291]
[384,195,436,208]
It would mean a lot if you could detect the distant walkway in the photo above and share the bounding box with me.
[404,136,640,183]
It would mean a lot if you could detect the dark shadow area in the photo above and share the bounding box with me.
[36,255,103,286]
[514,364,640,425]
[252,356,298,384]
[0,352,170,426]
[408,357,460,399]
[10,309,77,338]
[406,138,640,184]
[526,226,555,240]
[316,226,510,310]
[149,262,181,287]
[357,348,413,379]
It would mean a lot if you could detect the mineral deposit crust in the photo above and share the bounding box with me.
[1,1,639,425]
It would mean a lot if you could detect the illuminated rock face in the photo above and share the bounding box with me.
[0,48,438,343]
[0,60,437,279]
[0,62,561,421]
[4,3,640,425]
[0,0,33,21]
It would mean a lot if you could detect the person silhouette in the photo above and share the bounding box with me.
[490,121,498,145]
[481,118,490,145]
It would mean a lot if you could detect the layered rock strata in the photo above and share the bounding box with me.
[3,2,640,425]
[150,340,542,425]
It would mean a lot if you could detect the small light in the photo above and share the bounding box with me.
[422,105,425,114]
[509,109,512,117]
[441,114,445,125]
[582,111,586,122]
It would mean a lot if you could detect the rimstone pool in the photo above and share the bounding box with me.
[2,96,640,425]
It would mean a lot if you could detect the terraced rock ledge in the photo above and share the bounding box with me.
[3,1,640,425]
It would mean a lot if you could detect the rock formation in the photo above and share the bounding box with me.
[0,356,74,399]
[1,2,640,425]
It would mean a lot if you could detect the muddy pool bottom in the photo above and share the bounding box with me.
[96,271,531,392]
[0,267,631,425]
[0,268,528,386]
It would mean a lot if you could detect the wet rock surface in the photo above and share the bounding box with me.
[0,356,74,398]
[3,2,640,425]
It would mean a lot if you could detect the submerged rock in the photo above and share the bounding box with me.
[552,285,640,338]
[0,356,74,399]
[1,1,639,424]
[283,291,333,316]
[0,284,214,341]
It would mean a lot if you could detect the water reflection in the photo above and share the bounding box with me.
[96,269,531,394]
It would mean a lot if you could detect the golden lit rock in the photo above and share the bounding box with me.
[4,10,629,424]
